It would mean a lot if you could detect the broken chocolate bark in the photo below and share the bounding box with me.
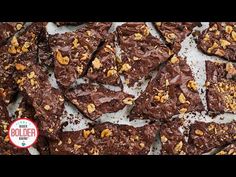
[206,61,236,113]
[65,84,134,120]
[198,22,236,61]
[129,55,204,121]
[189,121,236,153]
[49,24,106,88]
[216,143,236,155]
[15,58,65,139]
[154,22,201,53]
[49,122,159,155]
[87,33,121,86]
[55,22,84,27]
[116,22,172,87]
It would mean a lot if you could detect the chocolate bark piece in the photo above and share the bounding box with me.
[116,22,172,87]
[0,22,24,45]
[198,22,236,61]
[154,22,201,53]
[15,98,50,155]
[49,25,104,88]
[216,143,236,155]
[0,99,29,155]
[205,61,236,113]
[189,121,236,153]
[55,22,84,27]
[87,33,121,86]
[49,122,159,155]
[160,119,201,155]
[129,55,204,121]
[15,59,65,139]
[65,84,134,120]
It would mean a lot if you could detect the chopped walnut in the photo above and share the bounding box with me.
[67,138,72,144]
[74,144,81,151]
[22,42,31,52]
[165,33,177,43]
[104,45,115,53]
[141,25,150,36]
[179,108,187,114]
[16,23,23,30]
[139,142,145,148]
[225,25,233,34]
[101,129,112,138]
[155,22,162,27]
[195,129,204,136]
[80,53,89,60]
[87,103,96,114]
[58,141,62,146]
[83,129,93,139]
[4,135,9,142]
[123,97,134,105]
[231,31,236,41]
[27,71,36,79]
[170,55,179,64]
[207,42,218,53]
[179,93,186,104]
[187,80,197,91]
[134,33,143,40]
[56,50,70,65]
[220,39,231,49]
[48,128,54,133]
[44,105,51,111]
[120,63,131,73]
[15,63,26,71]
[215,49,225,56]
[161,135,168,143]
[174,141,183,153]
[76,65,83,75]
[92,58,102,69]
[107,69,117,77]
[154,90,169,103]
[72,38,79,49]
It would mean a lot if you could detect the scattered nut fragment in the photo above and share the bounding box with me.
[107,69,117,77]
[165,33,177,43]
[120,63,131,73]
[27,71,36,79]
[4,135,9,142]
[56,50,70,65]
[44,105,51,111]
[48,128,54,133]
[22,42,31,52]
[195,129,204,136]
[170,55,179,64]
[80,53,89,60]
[133,56,140,61]
[86,30,92,36]
[134,33,143,40]
[220,39,231,49]
[179,93,186,104]
[72,38,79,49]
[187,80,197,91]
[208,124,215,131]
[225,63,236,76]
[83,130,92,139]
[174,141,183,153]
[139,142,145,148]
[15,63,26,71]
[154,90,169,103]
[141,25,150,36]
[87,103,96,114]
[207,42,218,53]
[231,31,236,41]
[161,135,168,143]
[104,45,115,53]
[67,138,72,144]
[209,24,218,31]
[74,144,81,151]
[101,129,112,138]
[165,79,169,87]
[155,22,162,27]
[225,25,233,34]
[92,58,102,69]
[16,23,23,30]
[179,108,187,114]
[123,97,134,105]
[58,141,62,146]
[76,65,83,75]
[8,45,17,54]
[11,36,19,47]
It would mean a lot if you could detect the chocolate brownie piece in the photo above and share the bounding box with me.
[14,59,65,139]
[49,25,105,88]
[189,121,236,153]
[116,22,172,87]
[65,84,134,120]
[154,22,201,53]
[49,122,159,155]
[0,22,24,45]
[15,98,50,155]
[205,61,236,113]
[198,22,236,61]
[216,143,236,155]
[87,33,121,86]
[160,119,201,155]
[55,22,84,27]
[129,55,204,121]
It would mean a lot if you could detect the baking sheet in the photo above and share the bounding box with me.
[7,22,236,155]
